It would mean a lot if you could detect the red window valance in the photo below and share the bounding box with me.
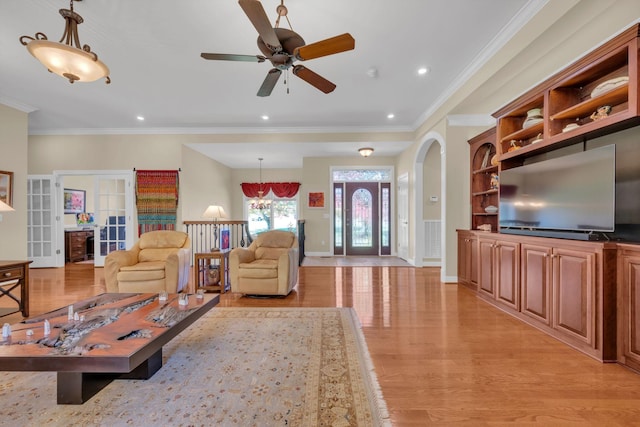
[241,182,300,198]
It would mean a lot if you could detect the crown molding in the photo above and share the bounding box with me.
[0,96,37,113]
[27,124,415,136]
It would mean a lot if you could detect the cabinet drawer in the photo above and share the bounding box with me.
[1,267,24,281]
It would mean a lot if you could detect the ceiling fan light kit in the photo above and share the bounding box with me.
[201,0,355,97]
[19,0,110,84]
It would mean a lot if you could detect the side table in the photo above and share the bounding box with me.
[0,260,32,318]
[194,252,227,293]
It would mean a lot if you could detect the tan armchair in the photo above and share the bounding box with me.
[105,230,191,293]
[229,230,299,296]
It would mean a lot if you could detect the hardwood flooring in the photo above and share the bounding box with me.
[3,263,640,426]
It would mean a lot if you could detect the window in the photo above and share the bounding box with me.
[245,192,298,237]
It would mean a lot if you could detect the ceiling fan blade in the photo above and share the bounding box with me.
[257,69,282,97]
[238,0,282,52]
[293,33,355,61]
[200,53,267,63]
[292,65,336,94]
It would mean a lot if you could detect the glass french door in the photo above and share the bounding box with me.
[93,174,134,267]
[27,175,57,267]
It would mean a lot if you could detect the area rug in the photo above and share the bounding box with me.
[0,307,390,427]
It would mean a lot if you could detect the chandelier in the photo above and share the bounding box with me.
[20,0,110,84]
[250,158,272,210]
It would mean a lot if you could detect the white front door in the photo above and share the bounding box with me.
[397,173,409,261]
[27,175,58,268]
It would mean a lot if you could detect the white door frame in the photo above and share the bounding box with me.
[413,132,447,281]
[397,173,409,261]
[54,170,135,267]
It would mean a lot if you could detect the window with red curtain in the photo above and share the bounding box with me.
[241,182,301,236]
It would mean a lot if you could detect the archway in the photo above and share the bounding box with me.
[413,131,446,281]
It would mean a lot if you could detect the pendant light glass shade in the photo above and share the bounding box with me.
[20,1,110,84]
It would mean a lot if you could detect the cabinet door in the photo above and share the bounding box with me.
[457,233,470,284]
[521,243,552,325]
[470,235,478,285]
[620,254,640,368]
[495,240,520,310]
[552,248,596,347]
[478,238,495,297]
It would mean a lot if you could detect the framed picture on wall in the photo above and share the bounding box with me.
[308,191,325,208]
[63,188,86,214]
[0,170,13,207]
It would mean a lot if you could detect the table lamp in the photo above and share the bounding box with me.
[202,205,227,250]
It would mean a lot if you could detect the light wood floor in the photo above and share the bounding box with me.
[4,263,640,426]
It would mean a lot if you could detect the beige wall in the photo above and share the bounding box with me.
[301,155,397,254]
[62,175,94,227]
[0,104,28,259]
[422,143,441,220]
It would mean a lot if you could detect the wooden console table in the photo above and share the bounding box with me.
[65,229,94,263]
[0,260,31,318]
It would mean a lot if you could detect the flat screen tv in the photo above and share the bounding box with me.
[499,144,615,235]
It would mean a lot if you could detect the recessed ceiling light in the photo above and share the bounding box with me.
[417,67,430,75]
[136,116,145,121]
[387,113,395,119]
[261,115,269,121]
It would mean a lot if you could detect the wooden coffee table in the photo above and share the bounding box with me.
[0,292,219,404]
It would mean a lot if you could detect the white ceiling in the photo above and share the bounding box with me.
[0,0,536,168]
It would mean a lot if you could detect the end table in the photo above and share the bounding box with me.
[194,252,227,293]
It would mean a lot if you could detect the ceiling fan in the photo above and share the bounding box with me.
[200,0,355,97]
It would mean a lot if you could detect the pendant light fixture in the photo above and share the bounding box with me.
[20,0,111,84]
[250,158,272,210]
[359,147,374,157]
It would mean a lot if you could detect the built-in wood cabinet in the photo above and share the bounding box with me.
[459,23,640,370]
[468,128,498,232]
[457,230,477,290]
[494,23,640,169]
[458,230,617,362]
[617,244,640,373]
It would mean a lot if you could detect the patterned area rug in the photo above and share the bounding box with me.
[0,307,390,427]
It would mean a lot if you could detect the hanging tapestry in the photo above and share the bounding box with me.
[135,170,179,235]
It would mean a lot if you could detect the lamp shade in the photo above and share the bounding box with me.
[0,200,15,212]
[26,39,110,83]
[202,205,226,219]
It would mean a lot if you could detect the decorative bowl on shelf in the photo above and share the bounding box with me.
[590,76,629,98]
[562,123,580,132]
[522,108,543,129]
[531,133,543,144]
[484,205,498,214]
